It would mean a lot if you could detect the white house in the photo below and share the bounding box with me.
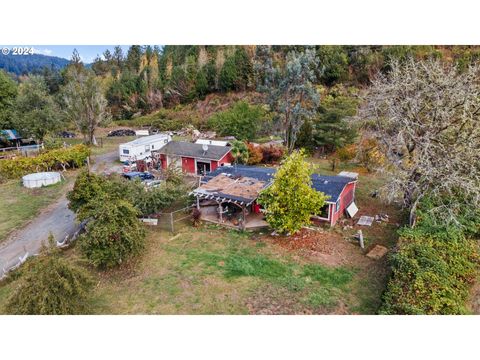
[119,133,171,162]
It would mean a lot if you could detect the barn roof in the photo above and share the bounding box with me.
[158,141,231,161]
[194,165,356,205]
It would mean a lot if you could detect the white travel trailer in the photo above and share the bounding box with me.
[195,139,231,147]
[119,133,171,162]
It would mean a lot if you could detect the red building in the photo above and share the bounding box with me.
[192,165,358,227]
[310,174,358,226]
[157,141,233,175]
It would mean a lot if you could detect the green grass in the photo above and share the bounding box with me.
[0,176,72,244]
[64,136,136,156]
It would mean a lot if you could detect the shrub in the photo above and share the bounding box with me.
[5,237,93,315]
[67,170,108,213]
[380,224,480,315]
[260,144,285,164]
[337,144,357,162]
[0,144,90,179]
[207,101,267,141]
[78,194,146,268]
[247,143,263,165]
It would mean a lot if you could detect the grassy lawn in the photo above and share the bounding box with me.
[0,159,402,314]
[64,135,136,156]
[0,174,74,244]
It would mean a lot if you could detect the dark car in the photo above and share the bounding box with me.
[122,172,155,181]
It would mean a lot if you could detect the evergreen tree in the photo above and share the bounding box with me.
[0,69,17,129]
[312,88,358,152]
[219,55,237,92]
[5,236,93,315]
[233,47,252,90]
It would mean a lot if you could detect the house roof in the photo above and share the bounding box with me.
[311,174,355,203]
[158,141,231,161]
[195,165,356,205]
[0,130,21,141]
[203,165,276,183]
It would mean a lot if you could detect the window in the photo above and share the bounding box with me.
[152,144,154,149]
[145,145,150,152]
[164,139,168,143]
[335,198,341,213]
[122,149,129,154]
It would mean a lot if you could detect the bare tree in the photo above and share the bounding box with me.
[62,70,110,145]
[359,58,480,226]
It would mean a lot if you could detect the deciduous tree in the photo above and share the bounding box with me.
[360,58,480,226]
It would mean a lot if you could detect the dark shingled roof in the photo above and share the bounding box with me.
[158,141,231,161]
[201,165,355,203]
[311,174,354,203]
[203,165,276,183]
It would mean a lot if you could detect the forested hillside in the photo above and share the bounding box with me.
[0,53,69,76]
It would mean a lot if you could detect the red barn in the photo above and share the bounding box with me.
[157,141,233,175]
[310,174,358,226]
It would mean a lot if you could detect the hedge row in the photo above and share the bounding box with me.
[0,145,90,180]
[380,224,480,315]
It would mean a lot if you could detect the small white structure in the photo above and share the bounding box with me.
[195,139,230,147]
[135,129,149,136]
[119,133,171,162]
[22,172,61,188]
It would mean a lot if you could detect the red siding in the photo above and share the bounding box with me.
[329,182,356,226]
[182,157,196,174]
[218,151,234,165]
[160,154,167,170]
[312,181,357,226]
[211,160,219,171]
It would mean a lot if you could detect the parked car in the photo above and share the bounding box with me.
[142,179,163,188]
[122,172,155,181]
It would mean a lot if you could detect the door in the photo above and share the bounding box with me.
[196,161,211,175]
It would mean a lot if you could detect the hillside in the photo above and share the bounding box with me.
[0,53,69,75]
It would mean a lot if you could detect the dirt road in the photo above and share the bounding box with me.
[0,150,120,275]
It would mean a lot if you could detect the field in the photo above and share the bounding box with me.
[0,158,401,314]
[0,175,73,244]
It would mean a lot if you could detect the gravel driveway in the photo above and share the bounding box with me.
[0,150,120,275]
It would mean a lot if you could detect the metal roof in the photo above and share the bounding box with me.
[0,129,21,140]
[158,141,231,161]
[120,133,170,147]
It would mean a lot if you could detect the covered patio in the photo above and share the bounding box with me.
[192,170,273,230]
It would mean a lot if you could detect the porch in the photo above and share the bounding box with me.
[199,204,269,230]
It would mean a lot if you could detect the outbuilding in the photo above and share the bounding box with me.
[157,141,233,175]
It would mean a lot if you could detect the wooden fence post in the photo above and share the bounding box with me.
[170,212,174,234]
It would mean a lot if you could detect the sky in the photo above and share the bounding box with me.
[13,45,133,63]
